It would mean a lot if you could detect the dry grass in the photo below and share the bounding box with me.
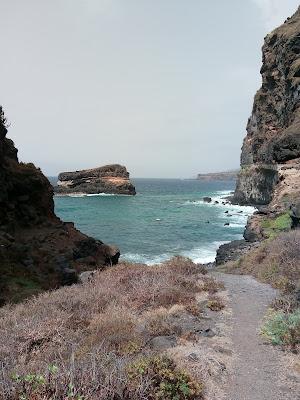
[224,230,300,293]
[0,256,220,400]
[223,230,300,353]
[207,296,225,312]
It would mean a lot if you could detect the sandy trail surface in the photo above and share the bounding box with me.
[213,272,300,400]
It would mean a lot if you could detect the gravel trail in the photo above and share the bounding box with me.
[214,272,299,400]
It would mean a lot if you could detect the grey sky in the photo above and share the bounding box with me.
[0,0,299,178]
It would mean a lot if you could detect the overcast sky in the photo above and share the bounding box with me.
[0,0,299,178]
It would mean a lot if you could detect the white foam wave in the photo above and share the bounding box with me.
[121,253,170,265]
[56,192,117,198]
[122,239,237,266]
[86,193,116,197]
[182,190,256,216]
[181,241,230,263]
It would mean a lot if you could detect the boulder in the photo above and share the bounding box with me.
[149,335,177,350]
[289,203,300,229]
[203,196,212,203]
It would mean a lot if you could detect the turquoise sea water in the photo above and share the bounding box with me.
[52,178,254,264]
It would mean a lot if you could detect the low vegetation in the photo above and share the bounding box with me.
[0,257,223,399]
[261,309,300,351]
[223,228,300,352]
[261,212,291,239]
[224,229,300,292]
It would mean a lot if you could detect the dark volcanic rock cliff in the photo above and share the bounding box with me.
[234,7,300,206]
[55,164,136,195]
[0,107,119,304]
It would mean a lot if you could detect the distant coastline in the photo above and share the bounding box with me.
[196,170,238,182]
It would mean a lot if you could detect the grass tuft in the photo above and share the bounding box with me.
[261,309,300,351]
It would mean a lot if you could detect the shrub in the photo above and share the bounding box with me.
[224,230,300,293]
[201,277,225,294]
[261,309,300,350]
[127,355,203,399]
[207,295,225,311]
[0,257,221,399]
[261,212,291,238]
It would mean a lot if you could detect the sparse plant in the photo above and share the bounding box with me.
[207,295,225,311]
[261,309,300,350]
[201,277,225,293]
[127,355,203,399]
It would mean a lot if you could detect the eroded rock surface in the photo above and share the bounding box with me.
[55,164,136,195]
[0,107,119,304]
[234,7,300,207]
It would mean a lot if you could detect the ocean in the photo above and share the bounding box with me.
[52,178,254,265]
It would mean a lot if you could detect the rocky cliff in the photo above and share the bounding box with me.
[55,164,136,195]
[234,7,300,207]
[0,107,119,304]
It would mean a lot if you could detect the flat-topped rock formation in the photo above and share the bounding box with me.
[0,107,120,305]
[197,170,238,181]
[55,164,136,195]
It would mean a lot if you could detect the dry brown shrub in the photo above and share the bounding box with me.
[201,276,225,294]
[185,301,203,317]
[0,257,221,399]
[207,295,225,311]
[144,307,176,336]
[226,230,300,293]
[86,305,143,354]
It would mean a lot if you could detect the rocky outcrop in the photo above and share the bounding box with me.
[234,165,278,205]
[0,107,119,305]
[215,240,259,265]
[234,7,300,207]
[197,170,238,181]
[55,164,136,195]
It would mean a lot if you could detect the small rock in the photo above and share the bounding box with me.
[203,197,212,203]
[62,268,78,285]
[149,335,177,350]
[201,328,215,338]
[22,258,34,267]
[78,270,95,284]
[187,353,199,361]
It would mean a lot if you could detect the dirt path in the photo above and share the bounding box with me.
[213,272,299,400]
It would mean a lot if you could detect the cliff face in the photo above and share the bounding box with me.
[55,164,136,195]
[0,107,119,305]
[234,7,300,206]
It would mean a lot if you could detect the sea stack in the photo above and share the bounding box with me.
[55,164,136,195]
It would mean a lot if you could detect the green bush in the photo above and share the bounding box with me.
[261,309,300,349]
[127,355,203,399]
[261,212,291,238]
